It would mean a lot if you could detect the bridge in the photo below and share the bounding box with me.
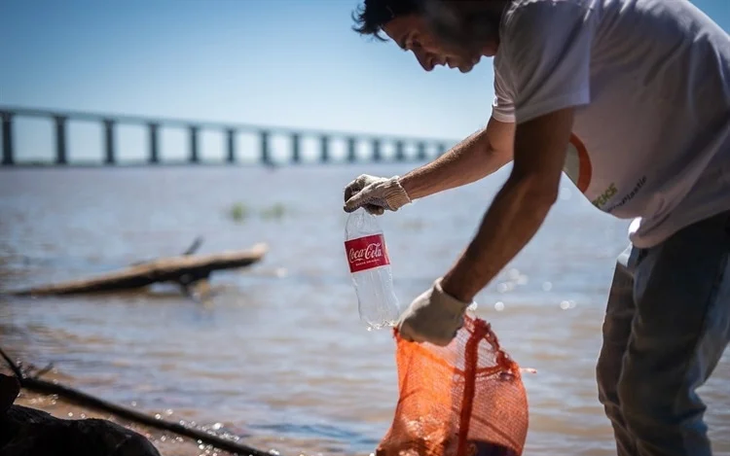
[0,106,457,167]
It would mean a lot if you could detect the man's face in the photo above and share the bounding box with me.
[382,14,494,73]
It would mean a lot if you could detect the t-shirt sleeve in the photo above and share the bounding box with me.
[501,0,595,124]
[491,58,516,123]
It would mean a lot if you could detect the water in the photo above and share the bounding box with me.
[0,165,728,456]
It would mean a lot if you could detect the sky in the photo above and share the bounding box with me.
[1,0,729,163]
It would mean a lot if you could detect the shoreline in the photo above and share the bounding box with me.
[0,357,374,456]
[1,363,283,456]
[10,388,239,456]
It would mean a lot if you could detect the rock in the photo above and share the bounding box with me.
[0,374,160,456]
[0,374,20,414]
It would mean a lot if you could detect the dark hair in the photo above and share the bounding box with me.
[423,0,507,50]
[351,0,422,40]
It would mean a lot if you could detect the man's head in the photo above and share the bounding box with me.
[352,0,506,73]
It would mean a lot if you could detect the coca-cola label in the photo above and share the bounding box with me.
[345,234,390,273]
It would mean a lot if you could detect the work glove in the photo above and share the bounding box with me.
[397,278,474,347]
[343,174,412,215]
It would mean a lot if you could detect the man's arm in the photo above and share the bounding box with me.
[440,107,574,302]
[399,116,514,199]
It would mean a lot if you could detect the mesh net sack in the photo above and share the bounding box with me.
[376,314,529,456]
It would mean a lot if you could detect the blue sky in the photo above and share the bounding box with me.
[1,0,728,162]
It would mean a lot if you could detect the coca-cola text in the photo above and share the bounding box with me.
[345,234,390,273]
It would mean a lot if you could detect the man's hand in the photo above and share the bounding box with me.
[343,174,412,215]
[342,118,513,216]
[397,277,474,346]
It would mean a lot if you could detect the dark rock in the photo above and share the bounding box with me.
[0,374,20,414]
[0,374,160,456]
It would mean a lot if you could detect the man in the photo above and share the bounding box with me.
[342,0,730,455]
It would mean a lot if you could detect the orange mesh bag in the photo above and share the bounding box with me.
[377,314,529,456]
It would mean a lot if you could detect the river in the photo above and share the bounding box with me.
[1,165,728,455]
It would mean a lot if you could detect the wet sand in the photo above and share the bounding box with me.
[13,391,228,456]
[3,364,245,456]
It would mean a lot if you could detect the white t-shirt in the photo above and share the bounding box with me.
[491,0,730,248]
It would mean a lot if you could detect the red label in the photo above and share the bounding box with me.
[345,234,390,273]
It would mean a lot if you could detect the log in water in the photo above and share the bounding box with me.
[8,243,268,296]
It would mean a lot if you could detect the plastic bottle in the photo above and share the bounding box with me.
[344,208,401,330]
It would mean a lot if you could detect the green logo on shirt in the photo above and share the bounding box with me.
[592,183,618,209]
[591,176,648,212]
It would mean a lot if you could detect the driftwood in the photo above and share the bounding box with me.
[0,348,274,456]
[8,240,268,297]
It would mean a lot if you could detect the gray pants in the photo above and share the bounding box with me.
[596,210,730,456]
